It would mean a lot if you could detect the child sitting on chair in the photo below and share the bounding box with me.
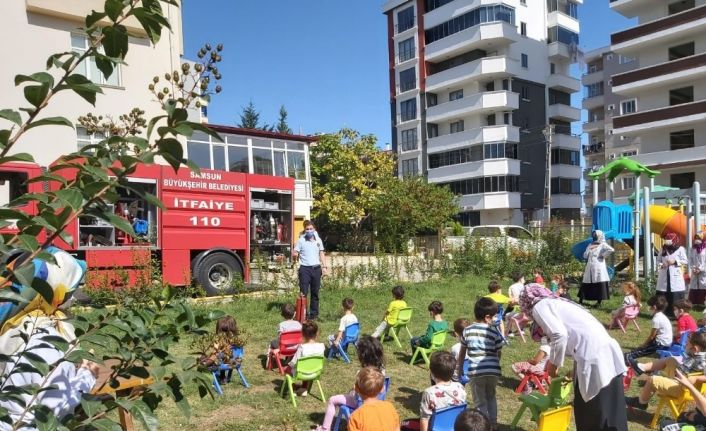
[269,303,302,353]
[454,409,492,431]
[328,297,358,348]
[451,318,470,360]
[315,336,385,431]
[199,315,240,384]
[674,299,698,341]
[608,281,641,330]
[484,281,510,337]
[624,295,673,365]
[626,331,706,410]
[347,367,400,431]
[511,323,550,394]
[284,321,325,396]
[410,301,448,351]
[372,285,407,338]
[401,351,466,431]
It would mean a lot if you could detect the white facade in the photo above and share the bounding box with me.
[0,0,183,166]
[383,0,582,225]
[608,0,706,200]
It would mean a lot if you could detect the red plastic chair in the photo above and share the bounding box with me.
[509,313,531,343]
[614,304,641,333]
[266,330,302,375]
[515,370,550,395]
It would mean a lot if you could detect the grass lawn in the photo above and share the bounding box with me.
[141,275,692,430]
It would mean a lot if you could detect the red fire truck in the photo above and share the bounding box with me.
[0,161,295,295]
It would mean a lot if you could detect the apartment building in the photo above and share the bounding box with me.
[0,0,184,166]
[581,47,639,210]
[609,0,706,200]
[382,0,583,226]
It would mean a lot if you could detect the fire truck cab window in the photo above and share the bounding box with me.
[0,172,28,206]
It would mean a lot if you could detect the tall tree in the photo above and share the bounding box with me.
[372,176,459,252]
[310,128,394,227]
[276,105,292,134]
[237,100,260,129]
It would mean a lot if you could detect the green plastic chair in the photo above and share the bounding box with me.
[410,330,447,366]
[510,376,573,429]
[279,355,326,407]
[384,307,413,348]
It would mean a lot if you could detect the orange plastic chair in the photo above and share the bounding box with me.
[266,330,302,375]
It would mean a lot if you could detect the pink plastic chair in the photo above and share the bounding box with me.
[614,304,641,333]
[509,313,531,343]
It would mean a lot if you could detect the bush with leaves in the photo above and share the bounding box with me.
[0,1,228,429]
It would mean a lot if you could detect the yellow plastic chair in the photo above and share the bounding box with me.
[279,355,325,407]
[410,330,447,366]
[510,377,573,429]
[649,379,706,428]
[537,405,572,431]
[384,307,413,348]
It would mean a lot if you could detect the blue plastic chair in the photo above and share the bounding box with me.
[658,331,691,359]
[212,346,249,395]
[327,323,360,364]
[332,377,391,431]
[428,404,468,431]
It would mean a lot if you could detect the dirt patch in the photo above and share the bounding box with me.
[198,404,257,429]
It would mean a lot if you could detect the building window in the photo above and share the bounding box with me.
[547,0,578,18]
[486,114,496,126]
[550,63,556,74]
[520,0,527,5]
[621,150,637,157]
[584,82,604,98]
[670,129,695,150]
[71,34,121,86]
[397,7,415,33]
[400,99,417,122]
[449,89,463,101]
[485,142,518,159]
[400,128,418,151]
[76,126,106,150]
[671,172,695,189]
[398,37,415,62]
[440,175,521,195]
[621,176,635,190]
[620,99,636,115]
[669,86,694,105]
[547,25,579,46]
[502,79,509,90]
[503,112,511,125]
[424,4,516,44]
[427,93,438,107]
[427,123,439,139]
[668,0,694,15]
[551,177,580,194]
[399,67,416,93]
[551,148,580,166]
[450,120,464,134]
[618,54,636,64]
[668,42,695,60]
[400,158,419,176]
[521,53,528,68]
[425,0,455,12]
[520,22,527,36]
[428,143,518,168]
[454,211,481,227]
[520,86,530,100]
[549,89,571,105]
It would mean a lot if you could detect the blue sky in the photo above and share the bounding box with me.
[182,1,635,146]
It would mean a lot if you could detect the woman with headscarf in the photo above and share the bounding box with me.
[0,247,97,429]
[657,232,688,318]
[689,231,706,306]
[579,230,614,307]
[520,284,628,431]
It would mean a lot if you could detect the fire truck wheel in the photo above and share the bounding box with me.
[195,253,243,296]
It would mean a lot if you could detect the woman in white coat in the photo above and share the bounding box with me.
[657,232,688,318]
[580,230,614,307]
[689,231,706,305]
[520,284,628,431]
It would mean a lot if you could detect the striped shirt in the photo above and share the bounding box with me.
[461,322,504,377]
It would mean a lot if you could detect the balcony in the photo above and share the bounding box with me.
[551,194,582,209]
[551,164,582,178]
[583,142,605,156]
[554,133,581,150]
[609,0,667,19]
[547,11,580,34]
[611,5,706,53]
[382,0,411,13]
[426,91,519,123]
[425,21,519,62]
[547,73,581,93]
[427,125,520,153]
[632,146,706,170]
[427,159,521,182]
[581,70,604,85]
[426,56,519,92]
[583,118,605,133]
[456,192,521,211]
[582,94,604,110]
[548,103,581,122]
[612,53,706,95]
[613,100,706,135]
[548,42,574,61]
